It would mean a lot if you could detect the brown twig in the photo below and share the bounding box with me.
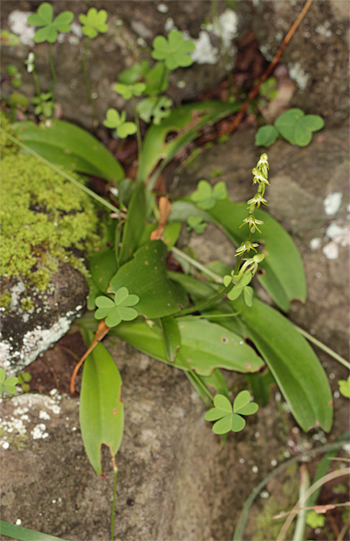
[218,0,314,137]
[70,320,110,394]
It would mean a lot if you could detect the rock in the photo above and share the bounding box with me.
[0,144,98,375]
[252,0,349,126]
[1,1,250,130]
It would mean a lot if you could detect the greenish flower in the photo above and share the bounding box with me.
[236,241,259,255]
[252,168,270,186]
[240,215,264,234]
[247,193,268,210]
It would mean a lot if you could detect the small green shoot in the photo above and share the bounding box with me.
[28,3,74,43]
[6,65,22,88]
[114,82,146,100]
[32,92,55,118]
[17,372,32,393]
[0,30,21,46]
[95,287,139,327]
[190,180,228,210]
[103,109,137,138]
[338,376,350,398]
[137,96,172,124]
[152,30,195,70]
[305,510,326,529]
[0,368,18,395]
[187,216,207,234]
[79,8,109,38]
[256,108,324,147]
[205,391,258,434]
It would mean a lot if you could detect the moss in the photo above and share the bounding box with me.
[1,152,100,291]
[0,111,19,158]
[21,298,34,311]
[0,293,11,310]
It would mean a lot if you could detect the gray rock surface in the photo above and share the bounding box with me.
[252,0,349,126]
[1,124,349,541]
[1,1,250,129]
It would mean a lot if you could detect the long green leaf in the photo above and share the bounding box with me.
[236,298,333,432]
[0,521,69,541]
[137,101,241,183]
[109,240,189,318]
[14,120,124,182]
[118,182,146,267]
[110,317,264,376]
[79,328,124,475]
[89,248,118,294]
[170,199,306,311]
[160,315,181,361]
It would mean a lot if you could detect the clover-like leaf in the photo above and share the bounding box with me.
[191,180,228,210]
[274,108,324,147]
[255,125,279,147]
[137,96,172,124]
[103,109,137,139]
[306,510,325,529]
[95,287,139,328]
[205,391,258,435]
[338,376,350,398]
[28,3,74,44]
[187,216,207,234]
[79,8,108,39]
[114,82,146,100]
[152,30,195,71]
[0,368,18,395]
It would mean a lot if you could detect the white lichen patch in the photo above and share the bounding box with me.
[310,238,322,251]
[326,223,348,239]
[322,242,339,260]
[39,410,51,420]
[322,222,350,260]
[10,281,26,311]
[157,3,168,13]
[315,25,332,38]
[215,9,239,48]
[8,10,35,45]
[190,31,218,65]
[31,423,49,439]
[324,192,342,215]
[164,18,175,33]
[288,62,310,92]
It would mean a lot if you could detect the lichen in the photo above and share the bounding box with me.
[1,148,100,292]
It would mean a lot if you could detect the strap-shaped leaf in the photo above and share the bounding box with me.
[118,182,147,268]
[0,520,69,541]
[79,327,123,475]
[14,120,124,182]
[160,316,181,362]
[236,297,333,432]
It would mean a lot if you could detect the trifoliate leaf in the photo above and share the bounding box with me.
[117,123,137,138]
[186,215,207,234]
[28,3,74,44]
[255,125,279,147]
[274,109,324,147]
[213,181,228,200]
[114,82,146,100]
[191,180,228,210]
[95,288,139,328]
[137,96,172,124]
[103,109,137,139]
[152,30,195,70]
[306,510,325,529]
[79,8,108,39]
[205,391,258,435]
[118,61,151,85]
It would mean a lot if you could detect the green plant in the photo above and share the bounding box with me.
[17,372,32,393]
[255,108,324,147]
[338,376,350,398]
[0,368,18,395]
[205,391,258,434]
[27,3,73,84]
[6,65,22,88]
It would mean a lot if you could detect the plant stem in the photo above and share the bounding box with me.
[177,352,214,402]
[82,38,98,130]
[294,325,350,370]
[32,68,46,121]
[110,459,118,541]
[132,95,142,162]
[179,311,240,320]
[48,42,57,85]
[173,282,234,317]
[171,246,223,283]
[0,129,120,215]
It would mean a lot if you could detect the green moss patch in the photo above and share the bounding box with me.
[1,152,99,291]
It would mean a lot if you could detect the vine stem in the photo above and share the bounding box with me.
[0,129,120,215]
[218,0,313,137]
[293,324,350,370]
[48,42,57,85]
[82,38,98,130]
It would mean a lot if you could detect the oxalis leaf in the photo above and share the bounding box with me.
[79,8,108,39]
[28,3,74,44]
[79,328,123,475]
[274,108,324,147]
[338,376,350,398]
[190,180,228,210]
[114,82,146,100]
[95,287,139,327]
[205,391,258,434]
[0,368,18,395]
[137,96,173,125]
[152,30,195,70]
[103,109,137,139]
